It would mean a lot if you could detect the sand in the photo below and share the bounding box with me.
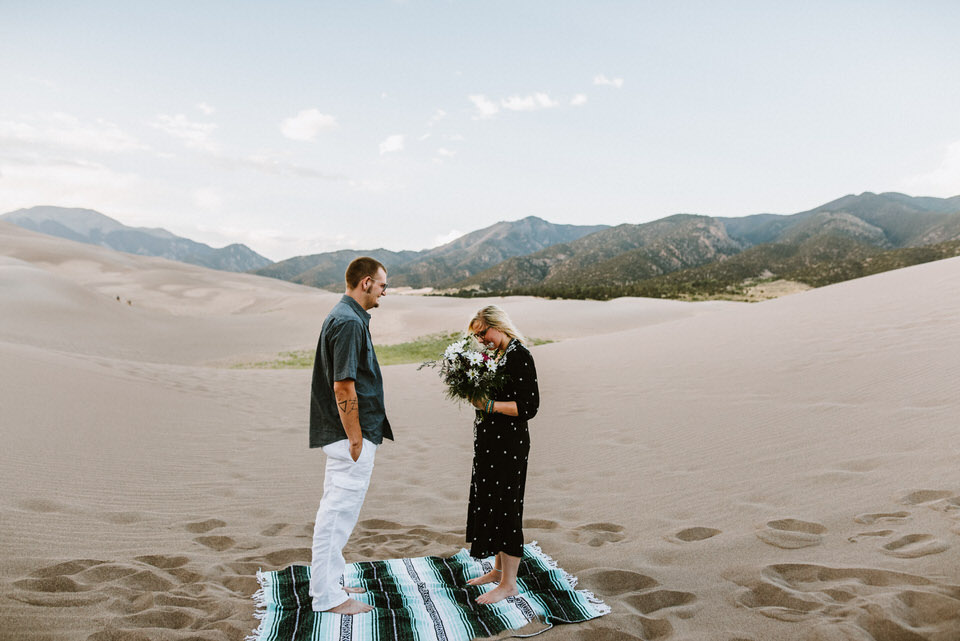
[1,220,958,641]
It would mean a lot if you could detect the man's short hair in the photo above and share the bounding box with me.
[345,256,386,289]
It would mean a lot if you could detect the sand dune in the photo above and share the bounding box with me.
[2,222,959,640]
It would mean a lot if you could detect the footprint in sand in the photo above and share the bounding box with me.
[625,589,697,615]
[881,534,949,558]
[184,518,226,533]
[929,495,960,513]
[755,519,826,549]
[570,625,646,641]
[259,522,290,537]
[11,557,194,613]
[261,548,311,567]
[580,568,659,595]
[577,568,696,640]
[570,522,626,547]
[897,490,954,506]
[193,535,235,551]
[729,562,960,636]
[853,511,910,525]
[670,527,721,543]
[847,530,893,543]
[133,555,189,570]
[523,518,560,530]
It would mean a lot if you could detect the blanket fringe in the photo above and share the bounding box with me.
[245,568,269,641]
[527,541,610,615]
[527,541,577,589]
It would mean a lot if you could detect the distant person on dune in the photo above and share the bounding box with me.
[308,257,393,614]
[464,305,540,604]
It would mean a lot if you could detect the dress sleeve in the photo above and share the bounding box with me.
[512,347,540,421]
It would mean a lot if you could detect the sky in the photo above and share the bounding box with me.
[2,1,959,261]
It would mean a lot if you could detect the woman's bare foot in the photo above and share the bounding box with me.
[343,586,366,594]
[476,583,519,604]
[325,597,373,614]
[466,569,502,586]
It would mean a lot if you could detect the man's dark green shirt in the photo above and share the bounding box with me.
[309,295,393,448]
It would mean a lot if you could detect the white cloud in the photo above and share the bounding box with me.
[379,134,405,155]
[437,147,456,158]
[468,94,500,119]
[419,133,432,141]
[571,93,588,106]
[0,113,145,153]
[280,109,338,142]
[434,229,463,246]
[0,155,143,212]
[152,113,218,151]
[447,133,465,141]
[594,74,624,88]
[197,102,216,115]
[501,92,559,112]
[900,140,960,196]
[429,109,447,125]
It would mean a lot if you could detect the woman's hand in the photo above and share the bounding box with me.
[471,397,487,410]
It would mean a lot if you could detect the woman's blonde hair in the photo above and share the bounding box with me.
[468,305,527,345]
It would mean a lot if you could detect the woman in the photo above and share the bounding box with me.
[465,305,540,604]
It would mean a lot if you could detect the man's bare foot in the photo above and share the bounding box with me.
[476,584,519,604]
[324,597,373,614]
[343,586,366,594]
[466,569,502,586]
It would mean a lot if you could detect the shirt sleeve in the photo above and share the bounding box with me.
[330,319,364,382]
[513,348,540,421]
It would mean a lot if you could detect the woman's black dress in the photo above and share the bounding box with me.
[466,339,540,558]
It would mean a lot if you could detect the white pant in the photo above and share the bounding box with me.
[310,438,377,611]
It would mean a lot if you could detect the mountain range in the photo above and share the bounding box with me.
[6,192,960,300]
[253,216,608,290]
[0,206,272,273]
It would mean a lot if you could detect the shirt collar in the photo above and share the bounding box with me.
[340,294,371,325]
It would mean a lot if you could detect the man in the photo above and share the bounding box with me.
[309,256,393,614]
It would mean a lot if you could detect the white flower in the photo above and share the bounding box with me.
[467,368,479,380]
[467,351,483,366]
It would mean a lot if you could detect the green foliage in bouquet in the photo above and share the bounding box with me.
[419,333,510,404]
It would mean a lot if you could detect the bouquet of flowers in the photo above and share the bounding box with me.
[419,333,509,404]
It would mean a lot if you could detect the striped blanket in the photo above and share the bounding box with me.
[249,543,609,641]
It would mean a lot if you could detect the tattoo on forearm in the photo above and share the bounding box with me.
[337,398,359,414]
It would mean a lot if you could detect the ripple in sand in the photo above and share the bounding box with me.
[16,497,69,513]
[755,519,826,549]
[881,534,949,558]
